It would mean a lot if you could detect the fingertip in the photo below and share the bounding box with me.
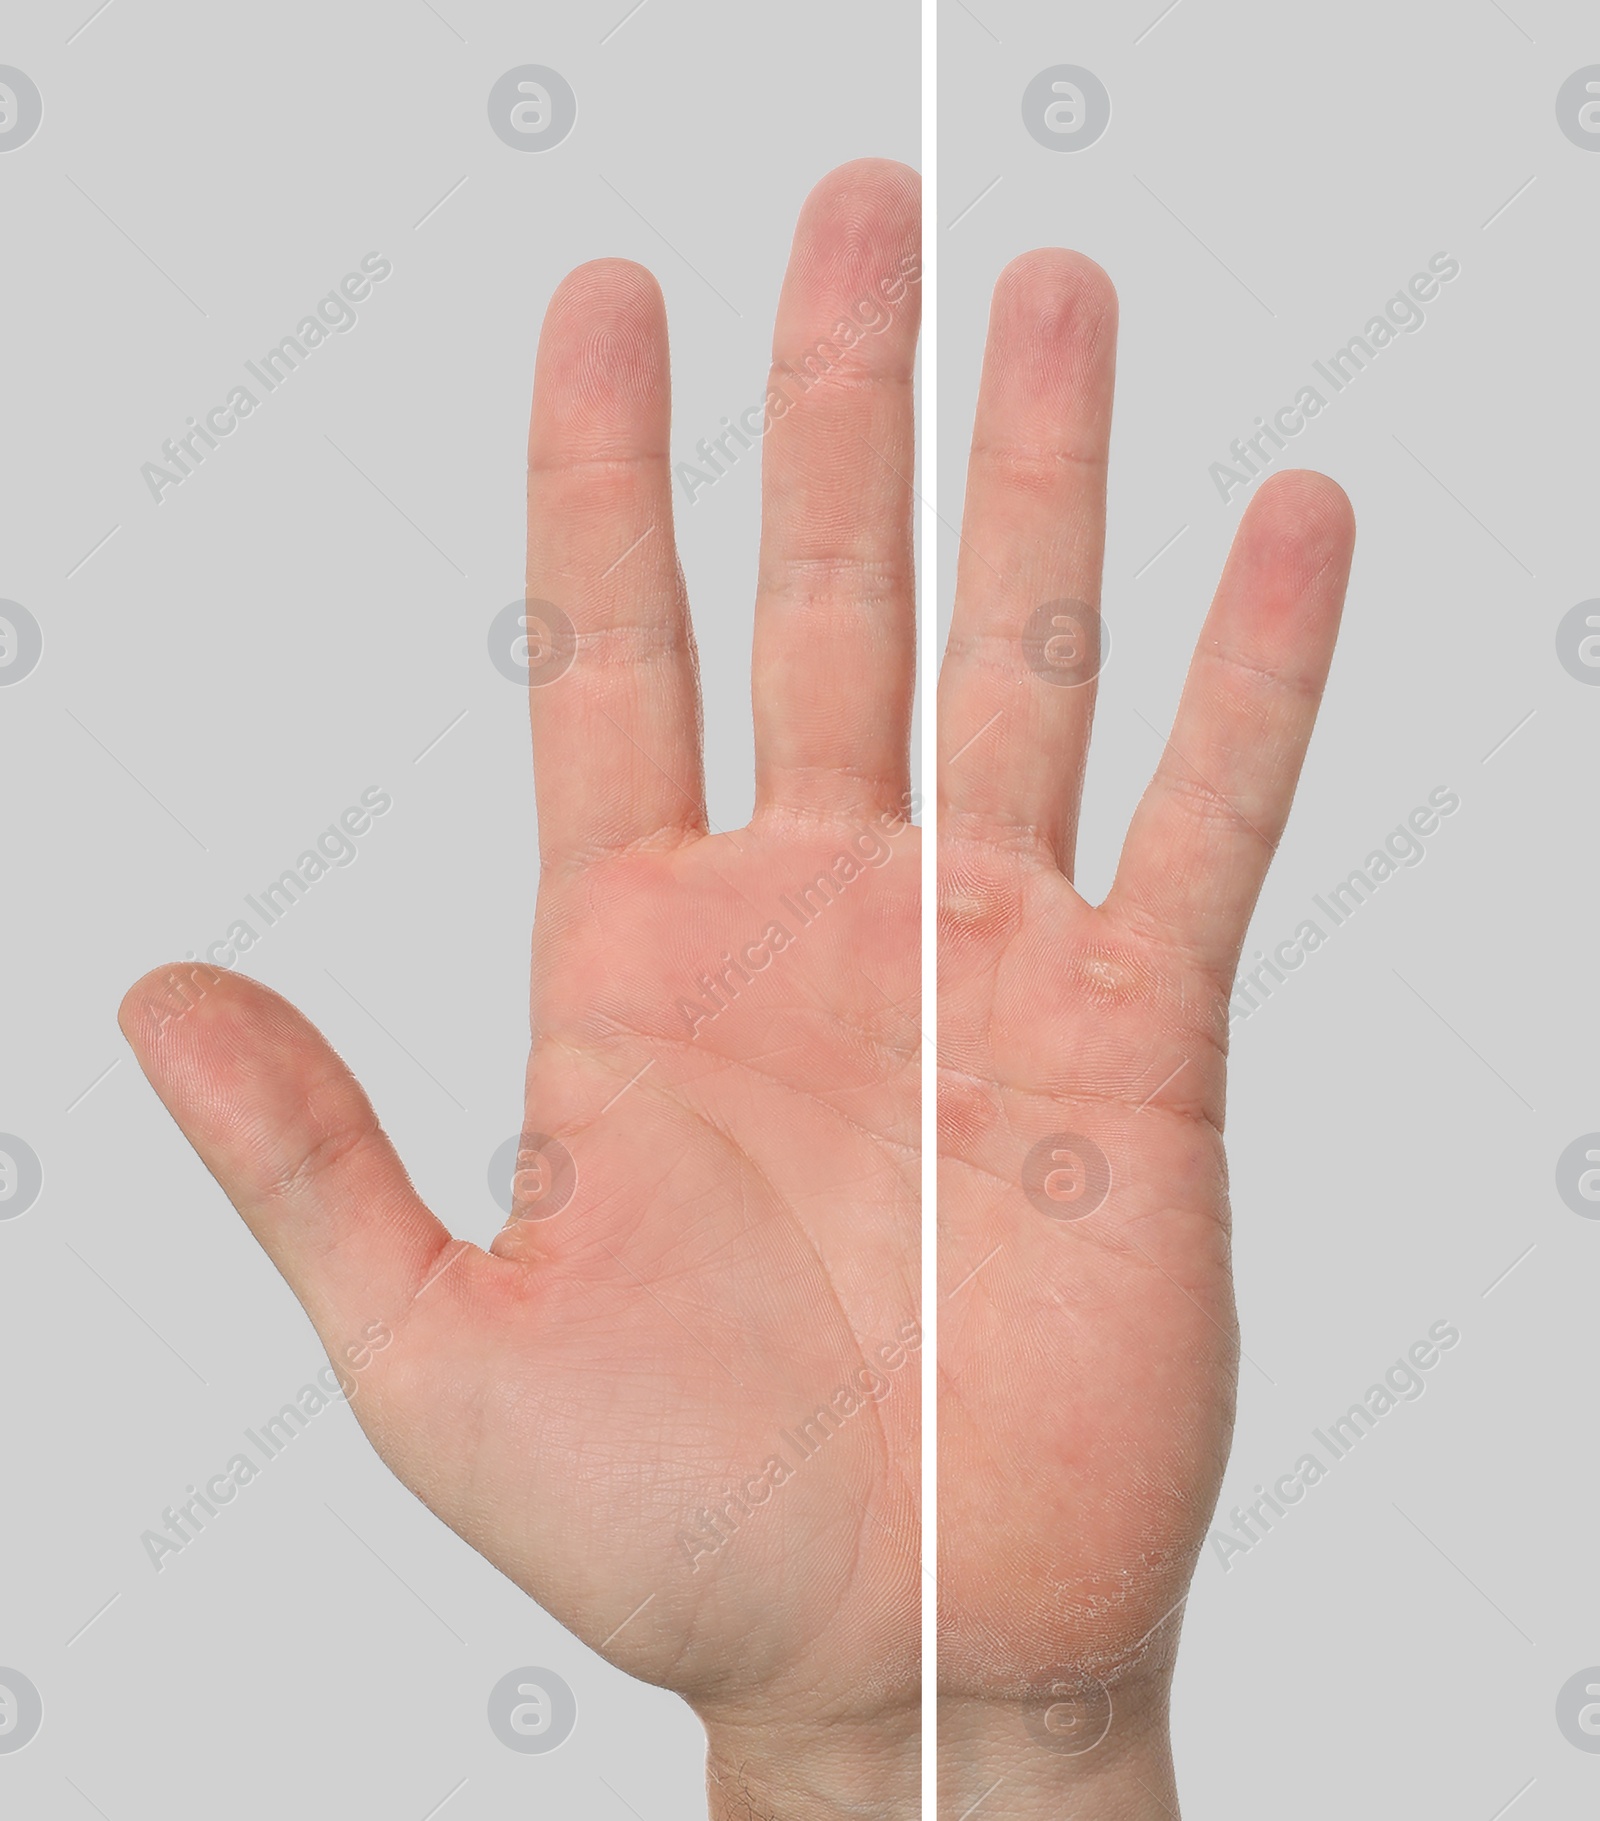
[799,157,921,230]
[545,256,665,329]
[1235,469,1356,599]
[973,248,1117,453]
[122,961,360,1121]
[991,247,1118,347]
[119,961,232,1051]
[1223,469,1354,655]
[779,159,922,360]
[533,258,670,452]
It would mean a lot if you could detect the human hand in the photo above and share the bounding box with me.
[120,159,922,1821]
[937,251,1355,1815]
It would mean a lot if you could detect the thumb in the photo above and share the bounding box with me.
[119,964,466,1364]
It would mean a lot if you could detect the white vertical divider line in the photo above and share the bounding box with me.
[919,0,938,1810]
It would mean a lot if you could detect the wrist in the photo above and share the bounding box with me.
[702,1711,919,1821]
[939,1686,1177,1820]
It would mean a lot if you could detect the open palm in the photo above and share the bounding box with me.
[120,161,923,1799]
[936,252,1354,1805]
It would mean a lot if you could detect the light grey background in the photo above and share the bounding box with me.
[0,1,917,1814]
[941,0,1595,1814]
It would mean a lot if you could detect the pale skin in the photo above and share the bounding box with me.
[938,252,1354,1814]
[117,160,1357,1821]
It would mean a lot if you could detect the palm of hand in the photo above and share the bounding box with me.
[121,160,924,1744]
[117,163,1356,1801]
[935,248,1353,1724]
[449,821,922,1714]
[938,858,1234,1701]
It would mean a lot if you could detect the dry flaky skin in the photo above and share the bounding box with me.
[120,160,924,1821]
[936,251,1356,1814]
